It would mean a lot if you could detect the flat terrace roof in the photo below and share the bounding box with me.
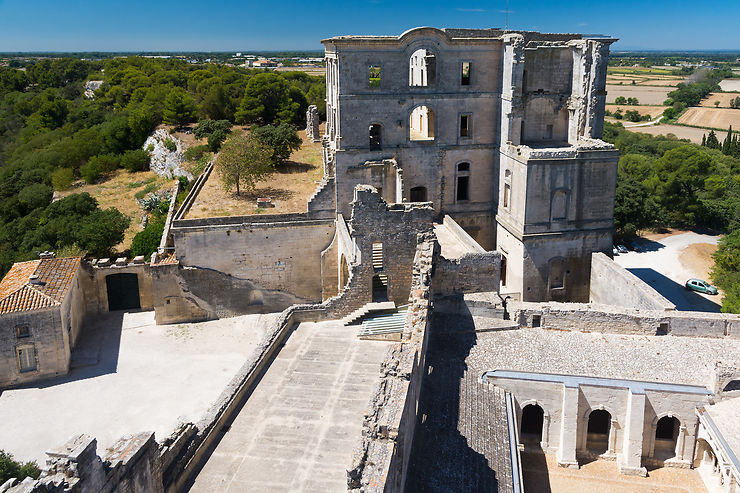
[460,323,740,388]
[323,27,615,44]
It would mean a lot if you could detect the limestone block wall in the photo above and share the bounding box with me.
[433,252,501,296]
[512,301,740,339]
[590,252,675,311]
[170,215,335,303]
[84,262,154,314]
[0,307,68,388]
[61,267,88,348]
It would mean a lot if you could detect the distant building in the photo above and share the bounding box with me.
[0,255,85,388]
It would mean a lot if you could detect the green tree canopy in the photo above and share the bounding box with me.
[235,73,307,126]
[216,132,274,196]
[162,87,197,126]
[251,123,302,166]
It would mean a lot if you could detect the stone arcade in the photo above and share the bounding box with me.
[1,27,739,493]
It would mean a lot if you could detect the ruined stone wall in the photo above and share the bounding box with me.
[512,301,740,339]
[170,215,335,303]
[348,233,437,492]
[590,252,675,311]
[433,252,501,296]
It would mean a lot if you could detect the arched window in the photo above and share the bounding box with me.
[369,123,382,150]
[551,189,568,221]
[456,162,470,202]
[586,409,611,454]
[723,380,740,392]
[410,106,434,141]
[520,404,544,444]
[410,186,427,202]
[409,49,436,87]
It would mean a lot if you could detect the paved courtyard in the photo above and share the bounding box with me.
[188,320,392,493]
[0,310,276,463]
[615,232,721,312]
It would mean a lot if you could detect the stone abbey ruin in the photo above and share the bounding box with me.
[1,27,739,493]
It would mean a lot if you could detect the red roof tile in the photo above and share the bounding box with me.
[0,257,81,314]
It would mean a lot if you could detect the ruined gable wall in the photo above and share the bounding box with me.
[590,252,675,311]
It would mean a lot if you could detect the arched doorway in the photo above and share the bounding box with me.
[723,379,740,392]
[106,273,141,311]
[693,439,715,470]
[654,416,680,459]
[520,404,544,445]
[586,409,611,454]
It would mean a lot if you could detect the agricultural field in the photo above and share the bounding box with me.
[605,104,665,119]
[719,79,740,91]
[606,84,672,105]
[625,123,727,145]
[186,125,325,219]
[699,92,740,108]
[606,66,686,87]
[677,107,740,129]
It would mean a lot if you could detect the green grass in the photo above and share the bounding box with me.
[127,177,156,189]
[134,183,158,199]
[608,67,674,76]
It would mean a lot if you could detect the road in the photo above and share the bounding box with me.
[613,232,722,312]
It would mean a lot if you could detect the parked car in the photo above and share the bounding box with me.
[615,244,629,254]
[612,245,619,255]
[685,279,718,295]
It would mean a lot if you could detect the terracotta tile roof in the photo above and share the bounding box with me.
[152,253,178,266]
[0,257,81,314]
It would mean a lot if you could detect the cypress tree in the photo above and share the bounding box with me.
[706,130,720,149]
[701,134,706,147]
[722,125,732,154]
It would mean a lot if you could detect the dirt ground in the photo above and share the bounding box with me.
[679,243,718,284]
[699,92,740,108]
[606,104,666,119]
[186,124,325,218]
[606,85,673,105]
[56,170,174,251]
[625,123,728,145]
[678,107,740,129]
[719,79,740,92]
[521,452,708,493]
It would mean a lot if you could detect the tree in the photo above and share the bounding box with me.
[131,220,165,259]
[251,123,302,166]
[121,149,150,172]
[18,184,53,212]
[614,96,627,105]
[194,119,231,151]
[627,97,639,105]
[0,450,40,484]
[51,167,75,190]
[162,87,197,127]
[216,132,274,196]
[711,230,740,313]
[235,72,306,126]
[706,130,720,149]
[77,208,130,256]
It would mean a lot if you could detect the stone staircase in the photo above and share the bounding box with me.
[342,301,396,325]
[358,305,409,340]
[307,176,332,203]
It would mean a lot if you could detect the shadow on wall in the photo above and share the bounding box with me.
[14,311,127,390]
[520,449,553,493]
[404,306,498,492]
[627,268,721,313]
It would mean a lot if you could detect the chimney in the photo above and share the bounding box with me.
[29,274,43,285]
[39,251,56,259]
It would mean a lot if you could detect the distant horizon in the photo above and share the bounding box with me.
[1,49,739,55]
[0,0,739,52]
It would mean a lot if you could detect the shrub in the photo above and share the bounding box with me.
[183,144,208,162]
[0,450,41,484]
[131,220,165,259]
[251,123,302,166]
[147,143,155,152]
[121,149,150,172]
[18,183,53,211]
[163,138,177,152]
[51,167,75,190]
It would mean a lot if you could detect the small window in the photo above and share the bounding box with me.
[16,325,30,338]
[500,255,507,287]
[461,62,471,86]
[532,315,541,328]
[372,242,383,271]
[457,162,470,172]
[456,162,471,202]
[18,345,37,372]
[369,123,382,150]
[369,65,381,88]
[504,183,511,208]
[410,105,435,141]
[460,114,470,138]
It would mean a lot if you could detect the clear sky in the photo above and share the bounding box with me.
[0,0,738,52]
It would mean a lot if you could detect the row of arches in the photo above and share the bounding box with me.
[519,403,682,458]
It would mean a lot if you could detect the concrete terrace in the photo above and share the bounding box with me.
[187,319,392,493]
[0,311,276,464]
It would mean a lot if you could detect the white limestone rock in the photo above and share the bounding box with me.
[143,129,192,179]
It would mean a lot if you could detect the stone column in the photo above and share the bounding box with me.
[619,391,647,476]
[557,384,580,468]
[675,425,687,461]
[609,419,618,454]
[306,105,320,142]
[542,413,551,449]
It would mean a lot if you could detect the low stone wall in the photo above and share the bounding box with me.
[172,161,213,221]
[512,301,740,339]
[590,252,675,311]
[347,233,437,492]
[158,180,180,252]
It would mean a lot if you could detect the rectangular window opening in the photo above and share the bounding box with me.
[461,61,471,86]
[460,115,470,138]
[500,255,507,287]
[532,315,541,328]
[18,346,37,372]
[372,242,384,271]
[457,176,470,202]
[16,325,30,338]
[369,65,381,88]
[504,183,511,208]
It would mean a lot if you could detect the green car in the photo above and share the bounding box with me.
[685,278,718,295]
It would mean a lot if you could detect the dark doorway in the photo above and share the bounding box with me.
[723,380,740,392]
[586,409,611,454]
[369,124,382,150]
[654,416,679,459]
[521,404,544,444]
[106,273,141,311]
[409,186,427,202]
[500,255,507,287]
[372,273,388,302]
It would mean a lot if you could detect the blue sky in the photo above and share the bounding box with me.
[0,0,738,52]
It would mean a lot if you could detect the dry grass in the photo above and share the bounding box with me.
[606,104,666,119]
[678,107,740,130]
[679,243,718,283]
[186,124,325,218]
[606,85,673,105]
[624,123,728,145]
[56,170,174,251]
[699,92,740,108]
[275,67,326,76]
[719,79,740,92]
